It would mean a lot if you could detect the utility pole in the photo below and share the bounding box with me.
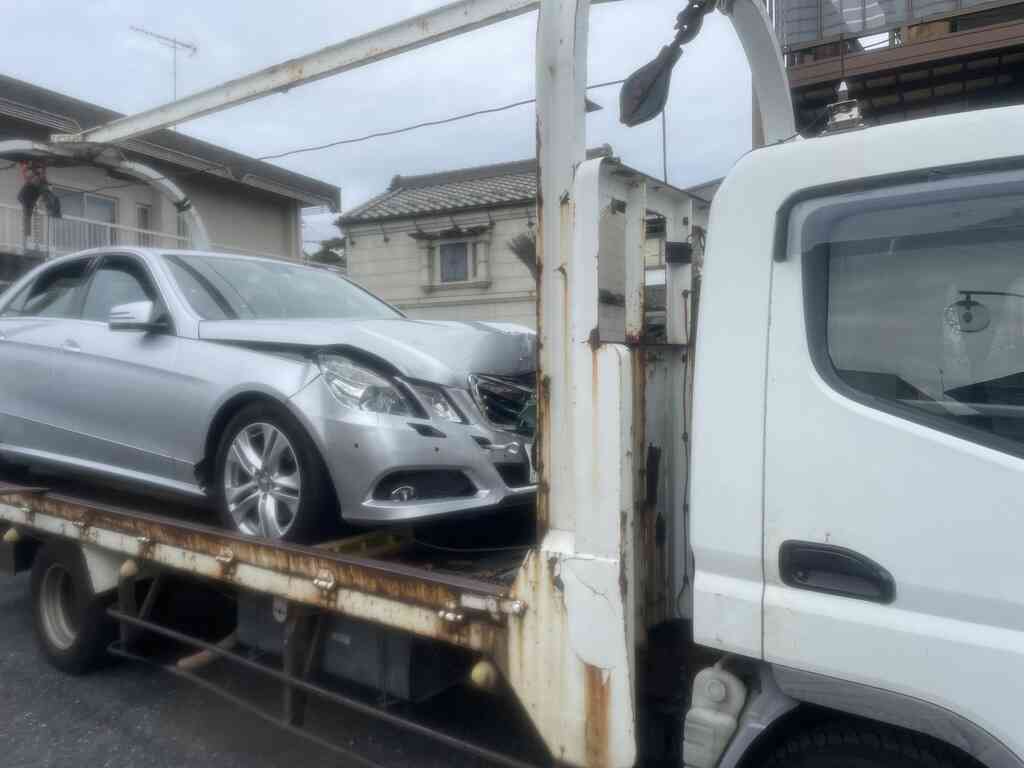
[130,26,198,105]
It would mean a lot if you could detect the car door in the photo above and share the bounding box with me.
[0,256,95,458]
[763,168,1024,753]
[52,253,199,490]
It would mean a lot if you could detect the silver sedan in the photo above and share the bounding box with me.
[0,248,537,542]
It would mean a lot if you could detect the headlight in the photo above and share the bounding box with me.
[317,354,412,415]
[410,384,465,423]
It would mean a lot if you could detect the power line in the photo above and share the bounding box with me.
[255,98,537,161]
[256,79,626,162]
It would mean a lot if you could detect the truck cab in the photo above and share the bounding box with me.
[689,102,1024,766]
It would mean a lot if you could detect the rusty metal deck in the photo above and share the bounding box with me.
[0,471,530,656]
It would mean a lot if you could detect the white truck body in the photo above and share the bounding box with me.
[694,102,1024,759]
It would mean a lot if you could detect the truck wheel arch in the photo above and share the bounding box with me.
[718,665,1020,768]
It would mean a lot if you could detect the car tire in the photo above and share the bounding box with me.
[214,401,335,544]
[30,541,116,675]
[762,718,968,768]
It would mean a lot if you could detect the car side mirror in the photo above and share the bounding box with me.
[108,301,167,333]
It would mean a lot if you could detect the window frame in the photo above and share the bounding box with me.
[52,185,119,223]
[437,240,473,284]
[136,203,154,247]
[78,252,175,333]
[428,237,492,289]
[793,162,1024,461]
[0,256,97,320]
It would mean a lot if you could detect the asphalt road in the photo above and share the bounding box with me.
[0,572,543,768]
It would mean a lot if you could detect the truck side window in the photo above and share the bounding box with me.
[803,176,1024,452]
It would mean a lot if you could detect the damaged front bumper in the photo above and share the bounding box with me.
[289,375,536,525]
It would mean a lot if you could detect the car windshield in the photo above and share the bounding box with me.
[163,253,400,321]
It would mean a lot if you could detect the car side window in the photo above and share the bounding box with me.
[82,256,160,323]
[14,258,92,318]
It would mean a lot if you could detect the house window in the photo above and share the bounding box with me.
[177,212,190,245]
[439,242,469,283]
[437,241,485,284]
[136,204,153,247]
[52,186,118,251]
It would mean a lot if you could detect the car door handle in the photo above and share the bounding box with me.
[62,340,81,353]
[779,541,896,604]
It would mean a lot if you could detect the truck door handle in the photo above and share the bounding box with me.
[62,340,81,353]
[779,541,896,604]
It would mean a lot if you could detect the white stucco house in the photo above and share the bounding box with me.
[0,74,340,283]
[340,148,716,329]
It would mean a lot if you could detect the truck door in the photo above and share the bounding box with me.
[764,167,1024,754]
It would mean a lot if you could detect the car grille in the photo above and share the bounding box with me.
[469,373,536,437]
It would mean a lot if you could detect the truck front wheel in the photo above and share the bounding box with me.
[764,719,969,768]
[30,541,115,675]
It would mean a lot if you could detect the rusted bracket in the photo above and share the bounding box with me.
[312,569,338,598]
[215,547,238,577]
[459,593,527,621]
[136,536,155,559]
[72,515,92,535]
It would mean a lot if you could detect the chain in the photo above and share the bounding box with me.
[672,0,718,48]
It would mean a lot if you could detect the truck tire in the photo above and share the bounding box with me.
[763,719,969,768]
[30,541,115,675]
[214,401,336,544]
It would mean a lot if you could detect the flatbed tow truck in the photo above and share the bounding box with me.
[3,1,1024,767]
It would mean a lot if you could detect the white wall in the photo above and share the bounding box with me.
[0,163,302,260]
[181,177,299,259]
[347,206,538,328]
[347,194,711,329]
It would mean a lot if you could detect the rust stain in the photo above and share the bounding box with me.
[19,492,509,622]
[535,374,552,535]
[584,664,611,768]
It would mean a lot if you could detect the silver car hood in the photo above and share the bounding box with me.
[198,318,536,387]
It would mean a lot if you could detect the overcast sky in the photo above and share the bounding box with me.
[2,0,752,242]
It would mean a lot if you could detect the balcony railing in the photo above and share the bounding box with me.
[0,204,292,265]
[0,203,190,258]
[774,0,1015,50]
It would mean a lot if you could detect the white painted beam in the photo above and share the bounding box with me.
[721,0,796,144]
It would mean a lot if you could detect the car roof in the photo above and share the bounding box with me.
[50,247,322,272]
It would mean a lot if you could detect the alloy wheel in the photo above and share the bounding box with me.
[223,422,302,538]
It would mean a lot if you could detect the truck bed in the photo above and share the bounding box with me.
[0,465,534,665]
[2,466,532,589]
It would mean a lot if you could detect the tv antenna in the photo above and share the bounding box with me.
[130,26,198,105]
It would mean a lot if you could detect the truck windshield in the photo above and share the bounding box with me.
[163,253,401,321]
[808,178,1024,449]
